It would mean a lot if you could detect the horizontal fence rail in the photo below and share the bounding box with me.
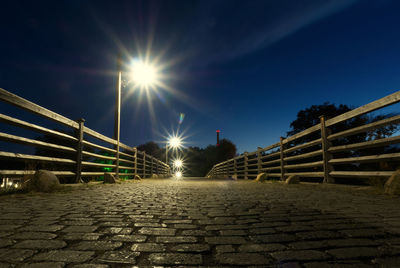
[0,88,170,183]
[207,90,400,183]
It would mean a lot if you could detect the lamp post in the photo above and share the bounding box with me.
[113,55,158,179]
[114,56,122,179]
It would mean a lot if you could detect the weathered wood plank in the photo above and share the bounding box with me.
[119,158,135,164]
[119,142,135,152]
[260,142,280,152]
[284,149,322,161]
[0,132,76,153]
[119,151,134,159]
[81,172,111,176]
[0,170,75,176]
[283,125,321,144]
[263,166,281,171]
[262,158,281,166]
[82,140,116,154]
[329,135,400,152]
[0,113,77,141]
[83,127,117,145]
[326,90,400,127]
[284,138,322,154]
[329,152,400,164]
[285,172,324,177]
[328,114,400,141]
[115,165,135,170]
[261,152,281,160]
[330,171,393,177]
[82,151,116,161]
[266,173,282,177]
[0,151,76,164]
[284,161,323,169]
[0,88,79,128]
[81,161,116,168]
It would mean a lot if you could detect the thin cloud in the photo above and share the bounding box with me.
[185,0,359,66]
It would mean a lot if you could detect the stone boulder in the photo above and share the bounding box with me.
[104,173,117,184]
[384,170,400,195]
[285,175,300,184]
[134,175,142,181]
[226,175,237,180]
[151,174,158,179]
[29,170,60,192]
[255,173,268,182]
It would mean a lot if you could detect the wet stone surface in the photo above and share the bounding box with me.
[0,177,399,266]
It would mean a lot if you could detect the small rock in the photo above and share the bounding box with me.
[384,170,400,195]
[255,173,268,182]
[28,170,60,192]
[103,173,116,184]
[285,175,300,184]
[151,174,158,178]
[134,175,142,181]
[226,175,237,180]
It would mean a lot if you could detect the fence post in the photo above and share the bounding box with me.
[75,118,85,183]
[134,148,138,177]
[280,137,285,181]
[320,116,334,183]
[244,152,249,180]
[150,157,153,176]
[233,158,237,179]
[115,144,120,180]
[143,152,146,178]
[257,148,262,174]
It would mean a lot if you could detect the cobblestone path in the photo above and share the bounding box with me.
[0,178,400,267]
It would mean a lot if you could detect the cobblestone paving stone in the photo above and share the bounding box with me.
[0,178,400,267]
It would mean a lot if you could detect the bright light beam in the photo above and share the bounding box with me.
[129,59,159,88]
[169,136,182,149]
[175,171,182,178]
[174,159,183,168]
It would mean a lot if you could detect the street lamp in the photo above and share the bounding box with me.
[165,136,182,165]
[114,56,159,179]
[173,159,183,169]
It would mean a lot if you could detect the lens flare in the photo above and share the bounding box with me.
[175,171,182,178]
[179,113,185,124]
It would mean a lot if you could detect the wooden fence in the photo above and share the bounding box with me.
[207,90,400,183]
[0,88,170,182]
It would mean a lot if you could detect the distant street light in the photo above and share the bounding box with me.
[175,171,182,178]
[114,56,160,179]
[165,136,182,165]
[173,159,183,169]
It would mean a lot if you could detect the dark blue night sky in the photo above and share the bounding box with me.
[1,0,400,153]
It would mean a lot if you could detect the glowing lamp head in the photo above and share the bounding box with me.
[169,136,181,148]
[174,159,183,168]
[130,59,158,88]
[175,171,182,178]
